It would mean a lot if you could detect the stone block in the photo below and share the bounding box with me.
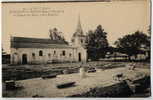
[56,82,75,89]
[41,74,57,79]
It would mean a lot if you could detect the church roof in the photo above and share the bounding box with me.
[11,37,74,49]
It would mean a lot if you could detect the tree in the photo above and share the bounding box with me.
[49,28,67,42]
[147,25,151,36]
[114,31,150,60]
[2,48,6,55]
[146,25,151,60]
[86,25,109,60]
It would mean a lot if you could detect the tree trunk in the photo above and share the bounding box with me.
[128,56,131,61]
[134,55,137,60]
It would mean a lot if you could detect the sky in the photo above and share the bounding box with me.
[2,0,150,53]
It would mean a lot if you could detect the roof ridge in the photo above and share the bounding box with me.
[11,36,69,47]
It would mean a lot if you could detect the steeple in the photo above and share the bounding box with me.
[76,14,83,35]
[71,15,87,47]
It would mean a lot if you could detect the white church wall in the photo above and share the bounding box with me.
[10,47,83,64]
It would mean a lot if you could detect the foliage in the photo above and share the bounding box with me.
[49,28,66,41]
[86,25,109,60]
[114,31,150,60]
[146,25,151,60]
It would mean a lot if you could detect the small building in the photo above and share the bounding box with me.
[105,52,128,60]
[10,17,87,64]
[2,49,10,64]
[2,54,10,64]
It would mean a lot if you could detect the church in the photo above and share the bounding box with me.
[10,17,87,64]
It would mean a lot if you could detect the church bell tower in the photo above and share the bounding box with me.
[71,15,86,47]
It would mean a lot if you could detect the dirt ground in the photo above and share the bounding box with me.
[2,61,150,81]
[2,61,150,97]
[2,67,150,97]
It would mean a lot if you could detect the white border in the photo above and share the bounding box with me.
[0,0,152,100]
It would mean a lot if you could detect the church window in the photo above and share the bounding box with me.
[32,53,35,59]
[69,53,72,57]
[54,50,56,54]
[81,39,83,43]
[39,50,43,56]
[62,50,66,56]
[32,53,35,57]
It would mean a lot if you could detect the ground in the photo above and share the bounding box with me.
[2,61,151,97]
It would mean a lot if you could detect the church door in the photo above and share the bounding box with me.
[22,54,27,64]
[78,53,81,62]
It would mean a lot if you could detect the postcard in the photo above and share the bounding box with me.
[2,0,151,97]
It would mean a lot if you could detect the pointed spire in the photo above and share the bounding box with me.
[76,14,83,35]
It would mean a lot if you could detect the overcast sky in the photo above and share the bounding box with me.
[2,0,150,53]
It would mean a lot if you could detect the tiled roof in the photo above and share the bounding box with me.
[12,37,68,44]
[11,37,74,49]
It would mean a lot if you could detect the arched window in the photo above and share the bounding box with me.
[62,50,65,56]
[54,50,56,54]
[81,39,83,43]
[32,53,35,59]
[32,53,35,57]
[39,50,43,56]
[69,53,72,57]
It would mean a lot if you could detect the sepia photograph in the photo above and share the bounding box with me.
[1,0,151,98]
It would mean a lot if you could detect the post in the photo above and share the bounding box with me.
[79,64,86,78]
